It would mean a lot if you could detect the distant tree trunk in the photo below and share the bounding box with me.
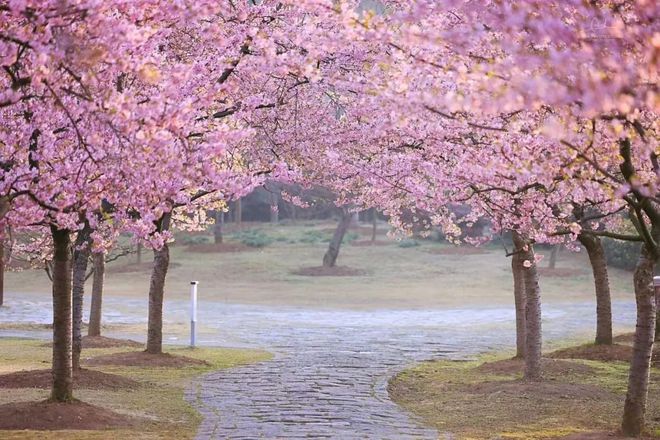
[88,253,105,337]
[270,192,279,224]
[136,242,142,264]
[291,204,297,223]
[515,232,542,381]
[214,211,224,244]
[50,226,73,402]
[578,233,613,345]
[146,213,172,355]
[621,243,657,436]
[71,225,91,371]
[371,208,378,243]
[235,199,242,227]
[548,245,559,269]
[323,209,352,268]
[0,240,4,307]
[511,233,527,359]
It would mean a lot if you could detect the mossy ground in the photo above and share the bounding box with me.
[389,348,660,439]
[0,338,270,439]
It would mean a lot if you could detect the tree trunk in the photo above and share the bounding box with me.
[136,242,142,264]
[511,232,527,359]
[88,252,105,337]
[50,226,73,402]
[270,192,279,224]
[515,232,542,380]
[0,240,4,307]
[71,227,91,371]
[656,287,660,342]
[548,245,559,269]
[323,209,352,268]
[621,243,657,436]
[214,211,224,244]
[578,233,613,345]
[371,208,378,243]
[146,213,171,355]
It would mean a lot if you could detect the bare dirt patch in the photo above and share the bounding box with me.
[537,267,585,277]
[427,246,488,256]
[186,242,251,253]
[85,351,209,368]
[291,266,366,277]
[0,400,136,430]
[107,262,181,274]
[0,368,140,391]
[83,335,143,349]
[549,342,660,367]
[476,357,595,376]
[351,240,392,247]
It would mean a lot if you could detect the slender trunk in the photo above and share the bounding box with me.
[214,211,224,244]
[0,240,4,307]
[511,232,527,359]
[50,226,73,402]
[371,208,377,243]
[516,232,542,381]
[71,227,91,371]
[656,287,660,342]
[323,209,352,268]
[88,253,105,337]
[270,192,279,224]
[578,233,613,345]
[621,243,657,436]
[548,245,559,269]
[136,242,142,264]
[235,199,242,226]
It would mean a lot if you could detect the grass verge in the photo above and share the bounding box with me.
[0,337,271,439]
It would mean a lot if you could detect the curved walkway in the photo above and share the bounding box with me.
[185,302,635,439]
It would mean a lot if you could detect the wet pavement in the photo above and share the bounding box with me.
[0,294,636,439]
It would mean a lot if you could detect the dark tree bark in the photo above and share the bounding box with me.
[323,209,353,268]
[548,245,559,269]
[621,244,657,436]
[578,233,613,345]
[136,242,142,264]
[371,208,378,243]
[511,232,527,359]
[146,213,172,355]
[0,240,4,307]
[270,192,279,224]
[88,252,105,337]
[214,210,224,244]
[71,226,91,371]
[234,198,242,226]
[515,232,542,381]
[50,226,73,402]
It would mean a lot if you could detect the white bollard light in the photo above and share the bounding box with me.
[190,281,199,347]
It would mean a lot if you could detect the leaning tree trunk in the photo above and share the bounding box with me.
[511,232,527,359]
[621,243,657,436]
[50,226,73,402]
[515,232,542,381]
[578,233,613,345]
[71,227,91,371]
[0,240,4,307]
[323,209,353,268]
[214,211,224,244]
[146,244,170,354]
[548,245,559,269]
[88,253,105,337]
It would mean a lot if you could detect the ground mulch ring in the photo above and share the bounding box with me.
[85,351,209,368]
[292,266,366,277]
[186,242,251,253]
[548,342,660,367]
[0,368,140,391]
[107,262,181,274]
[83,335,143,349]
[0,400,137,430]
[427,247,487,256]
[476,358,595,377]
